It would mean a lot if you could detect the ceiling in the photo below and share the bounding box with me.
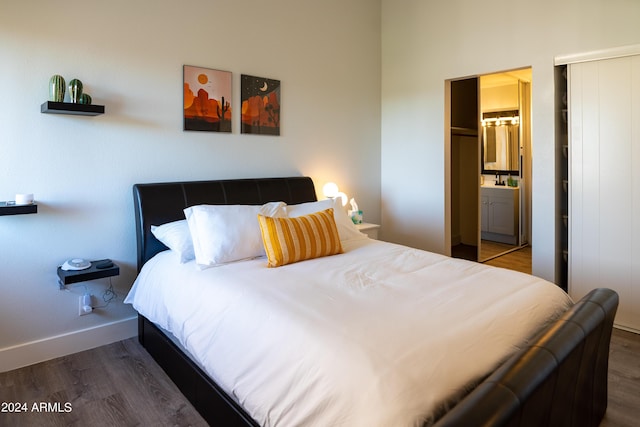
[481,68,532,88]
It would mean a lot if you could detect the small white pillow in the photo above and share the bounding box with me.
[286,199,366,241]
[184,201,287,268]
[151,220,195,263]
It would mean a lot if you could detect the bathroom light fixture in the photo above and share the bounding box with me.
[481,116,519,127]
[323,182,348,206]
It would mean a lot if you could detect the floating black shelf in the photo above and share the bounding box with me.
[57,259,119,286]
[41,101,105,116]
[0,201,37,216]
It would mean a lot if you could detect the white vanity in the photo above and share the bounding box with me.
[481,185,519,245]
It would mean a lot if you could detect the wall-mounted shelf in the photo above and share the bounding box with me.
[41,101,104,116]
[0,201,37,215]
[57,259,119,287]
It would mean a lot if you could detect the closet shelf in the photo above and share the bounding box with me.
[451,126,478,137]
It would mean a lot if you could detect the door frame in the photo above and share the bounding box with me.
[446,68,532,261]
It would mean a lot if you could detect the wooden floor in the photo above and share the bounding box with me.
[1,327,638,426]
[600,328,640,427]
[482,244,532,274]
[0,338,208,427]
[479,240,521,262]
[452,241,532,274]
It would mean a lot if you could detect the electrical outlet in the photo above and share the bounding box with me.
[79,294,93,316]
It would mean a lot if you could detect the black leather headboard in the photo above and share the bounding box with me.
[133,176,317,271]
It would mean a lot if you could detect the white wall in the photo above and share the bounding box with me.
[381,0,640,282]
[0,0,381,371]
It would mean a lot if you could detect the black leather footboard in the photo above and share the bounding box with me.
[433,287,618,427]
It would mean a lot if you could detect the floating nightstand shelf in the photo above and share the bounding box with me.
[41,101,105,116]
[57,259,119,288]
[0,201,37,215]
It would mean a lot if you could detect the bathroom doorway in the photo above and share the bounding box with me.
[447,68,532,271]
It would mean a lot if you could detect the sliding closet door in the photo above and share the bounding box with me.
[569,55,640,331]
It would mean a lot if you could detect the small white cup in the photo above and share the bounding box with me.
[15,193,34,205]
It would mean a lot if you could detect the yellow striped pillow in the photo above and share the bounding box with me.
[258,208,343,267]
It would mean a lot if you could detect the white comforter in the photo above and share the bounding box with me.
[125,238,572,427]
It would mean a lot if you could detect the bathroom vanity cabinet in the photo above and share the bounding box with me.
[481,186,519,245]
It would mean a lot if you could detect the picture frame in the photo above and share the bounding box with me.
[241,74,280,135]
[183,65,232,132]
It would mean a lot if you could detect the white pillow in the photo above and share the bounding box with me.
[285,198,333,217]
[286,199,366,241]
[150,220,195,263]
[184,201,287,267]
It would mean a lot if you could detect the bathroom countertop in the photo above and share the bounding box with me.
[481,184,519,190]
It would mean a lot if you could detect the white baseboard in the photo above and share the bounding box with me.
[0,316,137,373]
[614,324,640,335]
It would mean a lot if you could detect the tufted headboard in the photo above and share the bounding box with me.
[132,176,317,271]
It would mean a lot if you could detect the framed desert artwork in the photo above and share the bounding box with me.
[241,74,280,135]
[183,65,232,132]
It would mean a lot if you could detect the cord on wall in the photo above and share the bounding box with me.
[68,277,118,316]
[92,277,117,309]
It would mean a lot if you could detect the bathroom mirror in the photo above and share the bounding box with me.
[481,110,520,174]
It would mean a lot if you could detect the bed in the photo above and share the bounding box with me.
[127,176,618,427]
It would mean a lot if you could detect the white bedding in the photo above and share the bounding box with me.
[125,238,572,427]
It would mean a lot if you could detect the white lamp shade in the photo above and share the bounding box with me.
[323,182,347,206]
[323,182,339,198]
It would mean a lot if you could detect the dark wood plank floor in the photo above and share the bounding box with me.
[600,328,640,427]
[0,338,208,427]
[1,326,638,427]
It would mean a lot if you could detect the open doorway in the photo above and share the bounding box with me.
[447,68,532,273]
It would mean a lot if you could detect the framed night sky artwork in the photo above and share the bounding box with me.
[241,74,280,135]
[183,65,232,132]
